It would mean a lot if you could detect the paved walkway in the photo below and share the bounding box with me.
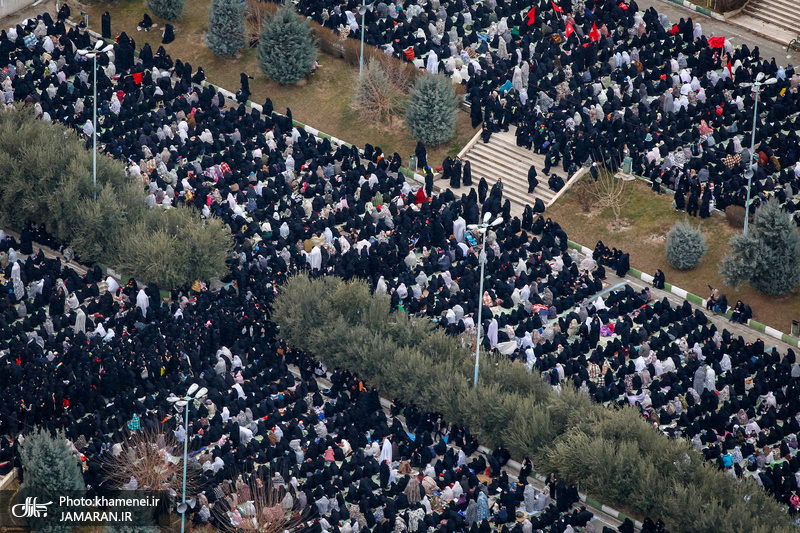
[0,0,53,26]
[639,0,793,59]
[1,228,88,276]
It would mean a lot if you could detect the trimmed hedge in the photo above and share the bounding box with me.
[273,275,789,533]
[0,109,232,288]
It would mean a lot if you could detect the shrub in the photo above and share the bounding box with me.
[721,198,800,295]
[352,57,408,124]
[19,428,85,533]
[146,0,186,21]
[405,73,459,145]
[117,206,231,289]
[244,0,278,40]
[207,0,246,57]
[665,219,708,269]
[70,182,146,263]
[257,5,317,84]
[724,204,747,227]
[0,110,232,289]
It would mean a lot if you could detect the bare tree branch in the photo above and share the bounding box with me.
[591,165,629,230]
[101,425,199,496]
[212,469,309,533]
[352,57,408,125]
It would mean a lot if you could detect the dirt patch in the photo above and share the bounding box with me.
[607,218,633,232]
[644,232,667,245]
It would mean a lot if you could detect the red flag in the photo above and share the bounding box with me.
[726,59,733,77]
[526,7,536,25]
[707,36,725,48]
[589,22,599,41]
[565,22,574,38]
[668,24,679,35]
[132,72,143,85]
[551,1,564,13]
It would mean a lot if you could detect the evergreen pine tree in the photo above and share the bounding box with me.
[665,219,707,269]
[18,428,85,533]
[146,0,186,21]
[257,5,317,84]
[405,73,459,145]
[721,198,800,295]
[206,0,246,57]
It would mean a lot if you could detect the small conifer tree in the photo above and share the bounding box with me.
[352,57,407,124]
[18,428,85,533]
[405,73,459,145]
[257,5,317,84]
[721,198,800,295]
[665,219,707,269]
[206,0,246,57]
[146,0,186,21]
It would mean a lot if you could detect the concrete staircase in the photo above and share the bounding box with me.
[438,126,584,217]
[740,0,800,36]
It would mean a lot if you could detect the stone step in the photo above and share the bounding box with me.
[468,143,548,174]
[470,131,570,176]
[462,159,555,207]
[742,0,800,34]
[466,159,557,205]
[469,137,556,170]
[746,0,800,21]
[467,145,561,193]
[440,124,577,215]
[464,144,556,187]
[741,9,800,35]
[465,149,543,187]
[466,135,566,176]
[472,134,545,159]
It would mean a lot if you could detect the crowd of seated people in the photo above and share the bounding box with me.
[0,8,797,530]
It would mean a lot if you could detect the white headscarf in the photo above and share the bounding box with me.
[136,289,150,317]
[426,50,439,74]
[487,318,498,347]
[376,276,387,294]
[106,276,120,293]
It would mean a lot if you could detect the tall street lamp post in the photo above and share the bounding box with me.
[77,42,114,200]
[168,383,208,533]
[740,72,777,236]
[467,213,504,387]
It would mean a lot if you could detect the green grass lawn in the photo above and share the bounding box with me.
[548,178,800,335]
[79,0,476,167]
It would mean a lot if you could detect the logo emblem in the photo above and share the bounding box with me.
[11,497,53,518]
